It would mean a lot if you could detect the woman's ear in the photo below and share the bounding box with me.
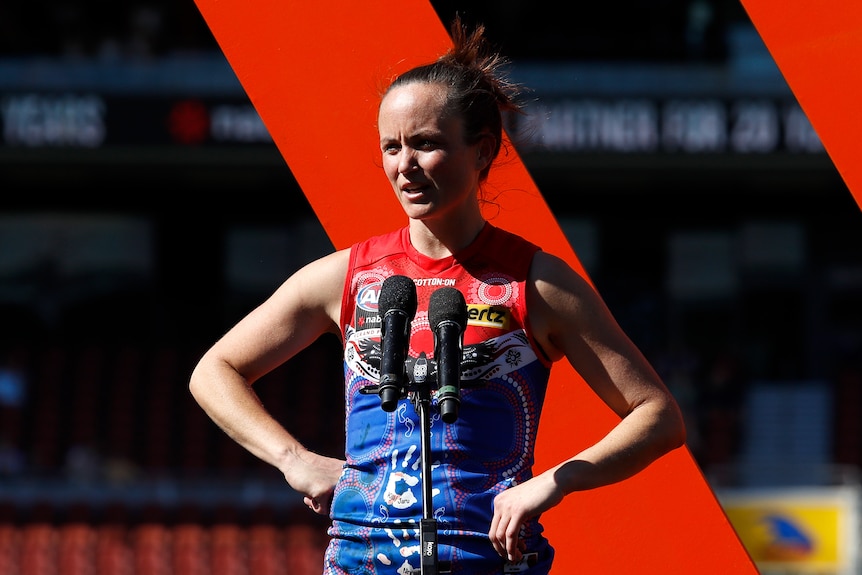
[476,134,497,172]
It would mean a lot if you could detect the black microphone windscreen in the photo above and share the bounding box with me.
[429,287,467,330]
[379,275,417,317]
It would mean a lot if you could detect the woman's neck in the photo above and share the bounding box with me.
[408,215,486,260]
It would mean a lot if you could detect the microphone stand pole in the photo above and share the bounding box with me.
[413,370,449,575]
[405,356,448,575]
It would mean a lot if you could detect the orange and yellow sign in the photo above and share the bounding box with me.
[721,487,859,573]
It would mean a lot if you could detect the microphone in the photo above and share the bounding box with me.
[377,275,417,412]
[429,287,467,424]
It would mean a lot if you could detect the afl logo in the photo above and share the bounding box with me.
[356,282,382,312]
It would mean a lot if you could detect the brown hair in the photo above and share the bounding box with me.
[383,15,524,181]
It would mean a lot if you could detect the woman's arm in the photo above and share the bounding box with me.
[529,251,686,488]
[490,251,686,560]
[188,248,350,513]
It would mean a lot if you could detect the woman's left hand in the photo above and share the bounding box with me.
[489,472,565,563]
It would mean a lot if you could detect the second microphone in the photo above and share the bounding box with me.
[429,286,468,424]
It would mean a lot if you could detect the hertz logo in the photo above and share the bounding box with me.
[467,304,509,330]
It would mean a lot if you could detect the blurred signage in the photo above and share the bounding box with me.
[718,486,861,575]
[0,93,273,148]
[514,97,824,154]
[0,91,824,155]
[1,93,106,147]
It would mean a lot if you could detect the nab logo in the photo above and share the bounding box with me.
[356,282,382,312]
[467,304,509,330]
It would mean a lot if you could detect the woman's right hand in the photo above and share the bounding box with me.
[284,448,345,516]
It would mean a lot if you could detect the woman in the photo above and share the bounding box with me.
[189,17,686,575]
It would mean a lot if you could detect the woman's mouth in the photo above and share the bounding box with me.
[401,184,427,198]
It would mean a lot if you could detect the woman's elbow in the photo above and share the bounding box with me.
[188,353,219,401]
[661,402,688,452]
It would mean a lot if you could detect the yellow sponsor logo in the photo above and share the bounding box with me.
[467,304,509,330]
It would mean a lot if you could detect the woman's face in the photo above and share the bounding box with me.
[378,82,490,223]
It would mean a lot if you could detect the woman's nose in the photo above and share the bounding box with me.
[398,149,419,173]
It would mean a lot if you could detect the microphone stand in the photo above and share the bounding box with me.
[411,356,450,575]
[361,353,451,575]
[413,368,449,575]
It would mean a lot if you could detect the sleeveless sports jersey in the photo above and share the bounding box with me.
[324,223,555,575]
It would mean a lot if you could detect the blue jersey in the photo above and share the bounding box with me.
[325,223,554,575]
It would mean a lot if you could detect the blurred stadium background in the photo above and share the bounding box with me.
[1,1,861,573]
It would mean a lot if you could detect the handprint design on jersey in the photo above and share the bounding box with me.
[384,446,420,508]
